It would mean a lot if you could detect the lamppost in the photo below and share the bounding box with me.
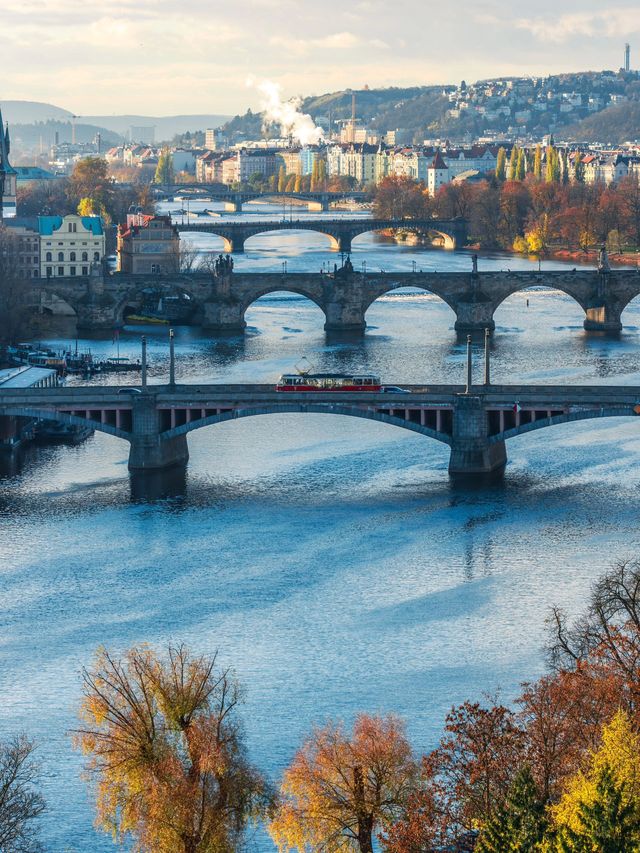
[282,260,287,275]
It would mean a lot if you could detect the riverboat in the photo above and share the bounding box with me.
[27,351,67,375]
[98,356,142,373]
[276,372,381,392]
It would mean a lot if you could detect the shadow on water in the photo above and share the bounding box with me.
[129,465,189,503]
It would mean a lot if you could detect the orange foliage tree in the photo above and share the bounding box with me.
[268,714,417,853]
[74,644,269,853]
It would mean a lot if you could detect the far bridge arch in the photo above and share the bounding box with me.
[239,225,341,252]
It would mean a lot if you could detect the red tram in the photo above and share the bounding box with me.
[276,372,382,392]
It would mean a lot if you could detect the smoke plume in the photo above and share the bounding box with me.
[248,78,324,146]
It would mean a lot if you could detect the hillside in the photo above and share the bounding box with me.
[0,100,72,123]
[81,114,231,139]
[562,97,640,143]
[219,72,640,144]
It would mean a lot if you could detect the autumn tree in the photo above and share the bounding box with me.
[373,176,430,219]
[75,644,268,853]
[573,153,585,184]
[381,784,439,853]
[424,701,526,835]
[67,156,114,219]
[277,165,287,192]
[552,711,640,851]
[269,714,417,853]
[0,734,45,853]
[495,148,507,182]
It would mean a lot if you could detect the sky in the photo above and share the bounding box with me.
[2,0,640,116]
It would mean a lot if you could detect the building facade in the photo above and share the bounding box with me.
[117,214,180,274]
[40,214,105,278]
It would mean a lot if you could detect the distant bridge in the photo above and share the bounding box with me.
[2,382,639,477]
[32,266,640,334]
[175,216,467,253]
[145,186,372,211]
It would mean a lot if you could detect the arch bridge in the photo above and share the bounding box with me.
[176,217,468,253]
[1,383,639,479]
[29,266,640,335]
[152,187,371,211]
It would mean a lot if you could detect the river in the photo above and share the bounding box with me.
[1,208,640,851]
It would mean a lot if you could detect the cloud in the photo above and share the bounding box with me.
[516,8,640,43]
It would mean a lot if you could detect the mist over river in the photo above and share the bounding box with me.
[2,216,640,851]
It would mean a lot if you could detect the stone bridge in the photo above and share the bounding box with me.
[176,216,468,252]
[148,187,371,211]
[2,382,639,478]
[31,266,640,334]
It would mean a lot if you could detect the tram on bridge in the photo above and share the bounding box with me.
[276,372,381,392]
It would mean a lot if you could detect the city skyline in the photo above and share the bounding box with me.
[1,0,640,115]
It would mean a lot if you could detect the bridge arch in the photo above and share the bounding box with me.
[241,287,328,330]
[490,406,639,444]
[114,283,200,325]
[362,282,460,321]
[240,226,340,252]
[492,280,591,317]
[160,404,453,446]
[0,407,131,441]
[351,226,457,251]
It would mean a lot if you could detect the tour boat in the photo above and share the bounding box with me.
[276,372,382,392]
[27,351,67,375]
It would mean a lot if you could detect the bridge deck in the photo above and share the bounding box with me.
[1,383,639,407]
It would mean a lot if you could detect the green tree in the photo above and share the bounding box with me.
[533,145,542,180]
[515,148,526,182]
[316,159,327,190]
[67,156,114,219]
[496,147,507,182]
[154,148,175,185]
[558,764,640,853]
[509,146,519,181]
[310,159,319,191]
[476,765,547,853]
[545,146,560,183]
[574,153,585,184]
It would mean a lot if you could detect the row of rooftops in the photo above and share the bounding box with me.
[5,215,104,236]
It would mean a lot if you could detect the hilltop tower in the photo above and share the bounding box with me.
[0,105,17,219]
[625,43,631,72]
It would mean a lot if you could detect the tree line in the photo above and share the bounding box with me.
[4,559,640,851]
[374,173,640,256]
[16,157,156,225]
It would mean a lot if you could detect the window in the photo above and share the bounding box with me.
[57,252,64,262]
[57,266,64,276]
[151,264,160,273]
[81,251,88,262]
[46,266,52,277]
[68,222,77,232]
[32,270,38,278]
[82,266,88,275]
[70,266,76,276]
[70,251,76,261]
[93,252,100,261]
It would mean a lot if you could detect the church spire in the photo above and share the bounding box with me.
[0,104,17,219]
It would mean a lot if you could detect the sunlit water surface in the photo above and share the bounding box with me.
[2,227,640,851]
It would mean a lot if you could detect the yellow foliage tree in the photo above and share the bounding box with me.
[74,644,268,853]
[268,714,417,853]
[551,711,640,847]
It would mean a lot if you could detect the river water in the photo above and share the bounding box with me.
[2,207,640,851]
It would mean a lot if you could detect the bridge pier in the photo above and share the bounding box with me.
[448,394,506,478]
[336,234,352,254]
[453,300,496,334]
[224,200,242,212]
[128,395,189,470]
[583,302,623,333]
